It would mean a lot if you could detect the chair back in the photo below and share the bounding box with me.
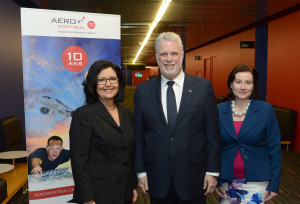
[216,96,228,104]
[273,106,297,142]
[0,116,24,151]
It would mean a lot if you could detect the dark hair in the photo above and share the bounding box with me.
[227,64,258,99]
[84,60,125,104]
[47,135,63,146]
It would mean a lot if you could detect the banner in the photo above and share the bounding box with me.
[21,8,120,203]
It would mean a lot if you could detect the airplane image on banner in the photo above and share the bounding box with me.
[38,96,74,117]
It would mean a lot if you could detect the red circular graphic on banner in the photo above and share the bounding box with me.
[87,21,96,29]
[62,46,88,72]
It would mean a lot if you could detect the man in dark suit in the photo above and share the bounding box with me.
[133,32,221,204]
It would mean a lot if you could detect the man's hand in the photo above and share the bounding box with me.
[138,176,149,195]
[132,189,138,203]
[30,158,43,174]
[263,191,277,203]
[203,175,217,195]
[31,165,43,174]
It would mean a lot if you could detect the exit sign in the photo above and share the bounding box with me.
[240,41,255,48]
[195,56,201,60]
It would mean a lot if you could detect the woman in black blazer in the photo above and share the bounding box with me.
[69,60,137,204]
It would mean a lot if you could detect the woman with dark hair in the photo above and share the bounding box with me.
[69,60,138,204]
[215,64,281,204]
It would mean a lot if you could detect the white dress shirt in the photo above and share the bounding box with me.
[161,70,185,121]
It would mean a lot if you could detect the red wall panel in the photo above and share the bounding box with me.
[267,10,300,152]
[185,29,255,98]
[132,69,150,86]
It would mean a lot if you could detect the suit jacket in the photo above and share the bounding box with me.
[217,99,282,193]
[69,101,137,204]
[133,74,221,200]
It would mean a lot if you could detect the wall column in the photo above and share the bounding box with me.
[255,23,268,101]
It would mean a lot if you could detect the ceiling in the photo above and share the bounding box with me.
[22,0,300,66]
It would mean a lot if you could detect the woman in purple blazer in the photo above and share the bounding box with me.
[215,64,282,204]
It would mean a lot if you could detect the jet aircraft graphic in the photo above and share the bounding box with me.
[38,96,74,117]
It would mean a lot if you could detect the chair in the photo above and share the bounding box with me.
[216,96,228,104]
[0,178,7,203]
[122,86,137,113]
[0,116,26,152]
[273,106,297,151]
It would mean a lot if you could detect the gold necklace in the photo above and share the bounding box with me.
[108,105,116,113]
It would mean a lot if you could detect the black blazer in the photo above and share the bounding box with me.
[69,101,136,204]
[133,74,221,200]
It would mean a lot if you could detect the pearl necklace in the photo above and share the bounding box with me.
[231,100,251,117]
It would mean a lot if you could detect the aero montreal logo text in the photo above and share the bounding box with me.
[51,17,86,29]
[62,46,88,72]
[51,17,95,30]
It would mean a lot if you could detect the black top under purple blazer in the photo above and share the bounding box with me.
[69,101,137,204]
[133,74,222,200]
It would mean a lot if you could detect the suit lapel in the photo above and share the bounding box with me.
[238,100,259,139]
[118,106,126,132]
[94,101,122,131]
[150,76,168,127]
[220,101,238,140]
[170,74,194,135]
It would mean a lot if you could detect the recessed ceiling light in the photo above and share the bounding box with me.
[133,0,172,64]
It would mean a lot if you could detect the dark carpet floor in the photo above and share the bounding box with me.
[136,148,300,204]
[9,148,300,204]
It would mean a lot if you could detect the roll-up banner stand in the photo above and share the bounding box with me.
[21,8,120,203]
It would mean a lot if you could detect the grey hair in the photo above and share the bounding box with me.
[155,32,184,58]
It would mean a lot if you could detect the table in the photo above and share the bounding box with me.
[0,164,14,173]
[0,163,28,204]
[0,151,27,170]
